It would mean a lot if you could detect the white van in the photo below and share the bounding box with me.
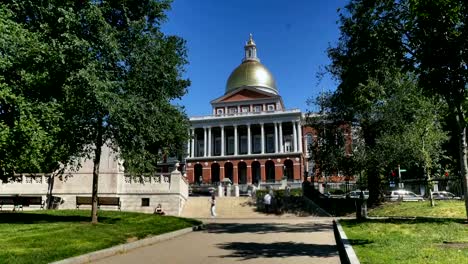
[386,190,424,202]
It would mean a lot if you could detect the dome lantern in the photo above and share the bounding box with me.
[243,33,259,62]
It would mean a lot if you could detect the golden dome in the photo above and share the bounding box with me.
[225,60,278,95]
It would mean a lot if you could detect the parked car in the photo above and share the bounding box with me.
[324,189,346,199]
[386,190,424,202]
[347,190,369,199]
[431,191,461,200]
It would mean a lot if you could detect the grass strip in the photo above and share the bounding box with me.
[341,200,468,263]
[0,210,201,264]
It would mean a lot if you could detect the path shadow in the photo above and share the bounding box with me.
[217,241,339,260]
[206,222,332,234]
[0,212,117,224]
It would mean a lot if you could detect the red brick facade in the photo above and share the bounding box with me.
[186,155,303,184]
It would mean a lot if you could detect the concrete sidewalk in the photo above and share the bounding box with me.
[92,218,340,264]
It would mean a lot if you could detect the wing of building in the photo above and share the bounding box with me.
[186,35,306,188]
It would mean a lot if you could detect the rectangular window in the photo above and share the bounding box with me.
[241,106,250,113]
[229,107,238,114]
[197,141,204,157]
[253,105,262,112]
[227,136,234,155]
[141,198,150,207]
[266,134,274,153]
[240,136,247,154]
[214,137,221,155]
[285,141,291,152]
[253,135,261,153]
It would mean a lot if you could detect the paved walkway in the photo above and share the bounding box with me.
[93,218,340,264]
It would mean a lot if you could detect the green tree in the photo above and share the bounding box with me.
[327,0,468,217]
[406,0,468,218]
[5,0,190,223]
[0,9,73,178]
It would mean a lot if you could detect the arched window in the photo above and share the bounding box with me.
[265,160,275,182]
[211,163,220,184]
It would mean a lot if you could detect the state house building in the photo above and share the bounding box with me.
[185,35,342,187]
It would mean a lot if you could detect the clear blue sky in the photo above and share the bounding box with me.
[162,0,347,116]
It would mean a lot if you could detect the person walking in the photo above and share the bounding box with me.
[209,193,217,218]
[263,192,271,214]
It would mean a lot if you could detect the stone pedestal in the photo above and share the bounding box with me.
[218,185,224,197]
[280,177,287,189]
[226,184,232,197]
[234,185,240,197]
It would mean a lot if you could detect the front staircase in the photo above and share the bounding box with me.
[181,196,299,218]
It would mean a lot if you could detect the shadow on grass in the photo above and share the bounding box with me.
[345,239,373,245]
[341,217,467,227]
[206,222,332,234]
[217,241,338,260]
[0,212,119,224]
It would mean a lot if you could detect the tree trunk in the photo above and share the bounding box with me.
[367,168,381,206]
[46,174,55,209]
[456,115,468,220]
[91,120,103,224]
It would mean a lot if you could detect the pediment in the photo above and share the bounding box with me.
[211,87,277,104]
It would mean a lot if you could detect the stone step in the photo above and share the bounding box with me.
[181,196,296,218]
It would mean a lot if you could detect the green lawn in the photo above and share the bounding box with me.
[341,201,468,264]
[368,200,466,218]
[0,210,201,264]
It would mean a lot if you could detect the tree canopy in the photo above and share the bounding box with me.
[0,0,190,223]
[323,0,468,216]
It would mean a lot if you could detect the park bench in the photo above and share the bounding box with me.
[0,196,45,211]
[76,196,121,211]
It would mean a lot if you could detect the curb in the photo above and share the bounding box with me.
[51,225,203,264]
[333,219,360,264]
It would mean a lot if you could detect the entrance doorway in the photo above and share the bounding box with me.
[251,161,261,184]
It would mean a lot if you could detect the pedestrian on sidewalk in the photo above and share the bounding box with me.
[263,192,272,214]
[210,193,217,218]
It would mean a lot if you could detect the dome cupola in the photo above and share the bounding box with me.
[225,34,278,95]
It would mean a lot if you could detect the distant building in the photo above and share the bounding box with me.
[185,35,351,188]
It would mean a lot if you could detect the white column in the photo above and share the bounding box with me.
[208,126,212,157]
[297,120,303,153]
[203,127,207,157]
[293,121,297,152]
[279,122,284,153]
[221,125,225,156]
[274,122,278,153]
[190,129,195,158]
[234,125,238,155]
[247,123,251,155]
[261,123,265,154]
[187,132,190,158]
[189,128,195,158]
